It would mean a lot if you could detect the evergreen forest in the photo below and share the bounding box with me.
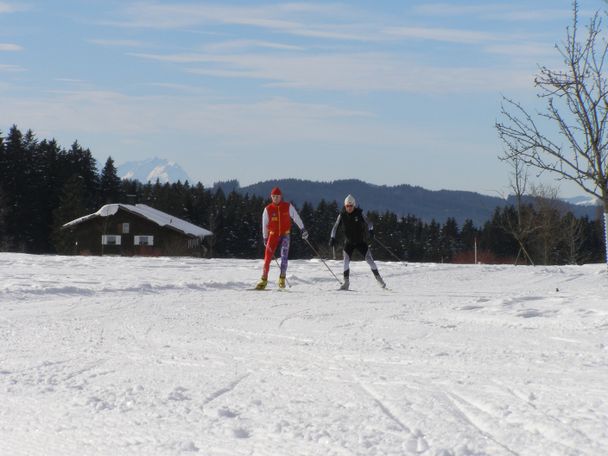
[0,125,605,265]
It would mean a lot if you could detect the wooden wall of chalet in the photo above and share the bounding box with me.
[64,208,204,256]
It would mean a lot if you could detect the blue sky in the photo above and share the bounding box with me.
[0,1,602,196]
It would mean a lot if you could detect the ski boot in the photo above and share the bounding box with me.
[255,277,268,290]
[373,270,386,289]
[339,279,350,291]
[340,270,350,290]
[278,275,286,289]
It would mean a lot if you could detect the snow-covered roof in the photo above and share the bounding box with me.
[63,204,212,238]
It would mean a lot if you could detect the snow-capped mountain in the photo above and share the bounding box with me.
[118,158,191,184]
[562,195,601,206]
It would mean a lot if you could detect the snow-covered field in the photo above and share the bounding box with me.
[1,253,607,456]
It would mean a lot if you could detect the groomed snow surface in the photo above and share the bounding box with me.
[1,253,607,456]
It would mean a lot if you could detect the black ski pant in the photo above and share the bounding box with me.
[343,241,379,277]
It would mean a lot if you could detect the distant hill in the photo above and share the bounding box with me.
[220,178,599,226]
[118,158,191,184]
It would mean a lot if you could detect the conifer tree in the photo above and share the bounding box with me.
[460,219,478,254]
[189,183,210,227]
[372,210,401,261]
[66,141,99,212]
[99,156,122,204]
[423,220,442,262]
[52,175,88,254]
[206,188,226,257]
[28,139,68,252]
[0,186,8,250]
[0,129,10,249]
[296,201,316,259]
[398,215,423,262]
[440,217,460,262]
[120,179,141,204]
[221,191,246,257]
[2,126,28,251]
[480,208,519,262]
[310,199,339,259]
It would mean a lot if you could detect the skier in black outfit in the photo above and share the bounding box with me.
[329,194,386,290]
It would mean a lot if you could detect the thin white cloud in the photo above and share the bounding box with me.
[88,39,144,47]
[0,2,28,14]
[107,2,555,50]
[143,82,215,95]
[415,3,504,15]
[94,0,567,60]
[384,26,501,44]
[484,43,555,58]
[131,50,534,94]
[414,3,570,21]
[203,39,305,52]
[129,52,209,64]
[55,78,85,82]
[493,10,571,21]
[285,25,374,42]
[111,3,298,29]
[0,43,23,51]
[107,2,377,42]
[0,63,25,72]
[275,3,350,15]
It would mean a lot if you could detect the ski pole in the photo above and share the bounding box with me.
[304,239,343,285]
[374,237,408,267]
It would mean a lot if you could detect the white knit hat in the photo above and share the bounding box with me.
[344,194,356,207]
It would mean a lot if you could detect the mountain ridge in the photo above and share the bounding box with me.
[214,178,600,226]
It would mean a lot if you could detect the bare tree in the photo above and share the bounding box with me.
[503,157,536,265]
[562,211,588,264]
[496,1,608,266]
[530,183,567,265]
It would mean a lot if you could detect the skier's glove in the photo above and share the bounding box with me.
[301,229,309,240]
[329,237,336,247]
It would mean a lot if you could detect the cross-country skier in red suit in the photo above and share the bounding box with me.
[255,187,308,290]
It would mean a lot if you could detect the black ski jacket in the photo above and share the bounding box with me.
[330,207,373,244]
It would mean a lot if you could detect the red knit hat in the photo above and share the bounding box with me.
[271,187,282,196]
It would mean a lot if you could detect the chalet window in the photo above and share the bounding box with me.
[134,235,154,246]
[101,235,121,245]
[122,223,130,234]
[188,238,201,249]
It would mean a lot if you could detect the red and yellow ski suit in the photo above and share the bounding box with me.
[261,201,305,279]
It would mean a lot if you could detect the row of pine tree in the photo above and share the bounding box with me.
[0,125,605,264]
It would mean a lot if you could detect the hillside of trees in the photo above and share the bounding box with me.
[214,178,600,226]
[0,125,605,264]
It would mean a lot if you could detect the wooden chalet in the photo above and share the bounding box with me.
[62,204,212,256]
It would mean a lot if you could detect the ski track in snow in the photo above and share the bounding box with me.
[1,253,608,455]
